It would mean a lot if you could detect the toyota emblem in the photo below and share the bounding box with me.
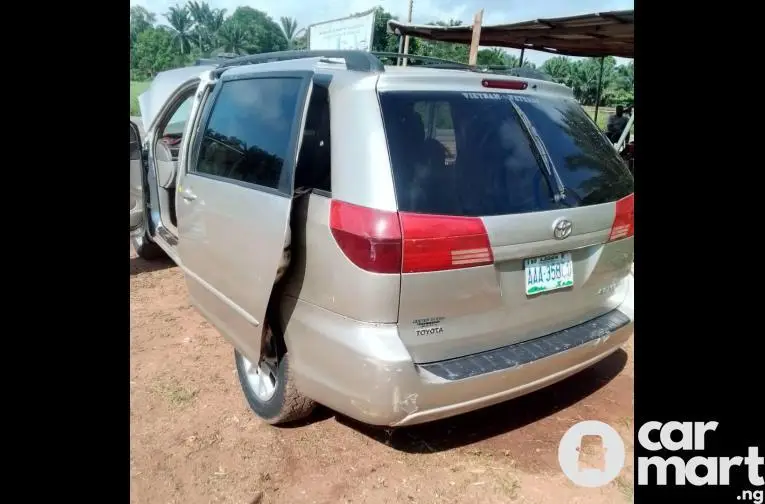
[553,218,573,240]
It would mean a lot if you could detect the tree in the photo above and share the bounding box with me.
[370,7,402,53]
[217,20,250,55]
[165,5,194,55]
[476,48,506,66]
[186,1,213,51]
[280,17,299,49]
[541,56,572,85]
[229,7,287,53]
[565,57,618,105]
[130,6,156,43]
[131,27,178,80]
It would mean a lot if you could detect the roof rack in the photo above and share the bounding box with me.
[370,52,551,80]
[212,50,385,76]
[370,52,471,70]
[203,49,553,81]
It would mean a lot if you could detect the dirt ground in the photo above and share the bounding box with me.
[130,247,635,504]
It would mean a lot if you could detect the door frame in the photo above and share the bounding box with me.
[130,120,147,237]
[145,80,202,239]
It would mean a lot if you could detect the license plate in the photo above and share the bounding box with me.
[524,252,574,295]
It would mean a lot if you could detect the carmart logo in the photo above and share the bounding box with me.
[637,421,763,488]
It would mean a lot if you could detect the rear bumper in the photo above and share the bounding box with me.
[282,294,633,427]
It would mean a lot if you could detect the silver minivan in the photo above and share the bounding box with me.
[130,51,634,427]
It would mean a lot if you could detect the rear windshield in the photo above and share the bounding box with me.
[378,90,634,216]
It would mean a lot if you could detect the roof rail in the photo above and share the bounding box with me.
[370,52,471,69]
[213,50,385,76]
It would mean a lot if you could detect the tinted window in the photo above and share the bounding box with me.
[295,83,331,192]
[379,91,633,216]
[195,78,302,192]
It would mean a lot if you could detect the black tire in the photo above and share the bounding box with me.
[235,344,315,425]
[131,233,166,261]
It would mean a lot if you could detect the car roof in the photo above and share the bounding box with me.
[218,59,573,100]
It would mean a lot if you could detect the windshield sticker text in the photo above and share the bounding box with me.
[461,92,540,104]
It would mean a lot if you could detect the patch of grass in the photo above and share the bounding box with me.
[152,377,198,407]
[494,473,521,500]
[130,81,150,116]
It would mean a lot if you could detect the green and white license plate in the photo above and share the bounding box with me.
[524,252,574,295]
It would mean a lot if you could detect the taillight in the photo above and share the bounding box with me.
[329,201,494,274]
[399,213,493,273]
[609,193,634,241]
[329,201,402,274]
[481,79,528,90]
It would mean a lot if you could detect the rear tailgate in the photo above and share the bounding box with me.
[378,78,634,364]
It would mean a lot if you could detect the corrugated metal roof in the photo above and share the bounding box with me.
[387,10,634,59]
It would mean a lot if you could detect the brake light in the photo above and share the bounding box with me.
[329,201,402,274]
[399,213,493,273]
[329,201,494,274]
[609,193,634,242]
[481,79,528,90]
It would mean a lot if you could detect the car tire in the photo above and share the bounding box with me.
[235,327,315,425]
[131,233,166,261]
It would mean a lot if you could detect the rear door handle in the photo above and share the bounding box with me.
[180,188,197,201]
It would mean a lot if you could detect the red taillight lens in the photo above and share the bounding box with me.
[329,200,402,274]
[609,193,634,242]
[400,213,494,273]
[481,79,528,90]
[329,201,494,274]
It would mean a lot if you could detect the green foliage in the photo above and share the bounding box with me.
[541,55,632,106]
[370,7,403,52]
[228,7,287,54]
[130,81,150,116]
[131,28,184,81]
[128,2,633,109]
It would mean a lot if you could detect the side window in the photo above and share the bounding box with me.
[295,83,331,193]
[160,93,195,137]
[195,77,303,192]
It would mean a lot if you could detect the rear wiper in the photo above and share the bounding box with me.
[508,101,567,202]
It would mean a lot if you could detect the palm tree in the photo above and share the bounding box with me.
[165,5,194,55]
[279,17,299,49]
[218,22,250,55]
[205,9,226,50]
[130,6,156,43]
[186,1,212,50]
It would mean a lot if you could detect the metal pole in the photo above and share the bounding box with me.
[402,0,414,66]
[518,48,525,68]
[593,56,605,124]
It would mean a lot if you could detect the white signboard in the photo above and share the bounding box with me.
[308,10,376,51]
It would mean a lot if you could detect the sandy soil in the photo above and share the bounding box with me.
[130,247,635,504]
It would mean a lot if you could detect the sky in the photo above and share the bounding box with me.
[130,0,634,66]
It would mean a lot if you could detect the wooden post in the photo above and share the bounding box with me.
[593,56,605,124]
[402,0,414,66]
[468,9,484,66]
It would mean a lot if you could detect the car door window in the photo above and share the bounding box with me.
[162,95,195,137]
[194,77,303,193]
